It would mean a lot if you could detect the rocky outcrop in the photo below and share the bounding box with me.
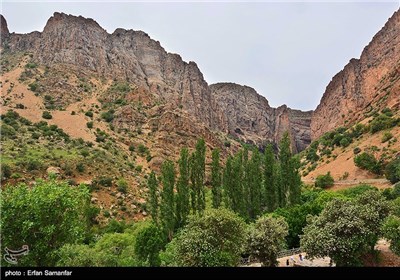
[311,9,400,139]
[210,83,312,153]
[3,12,227,132]
[1,12,311,153]
[0,14,9,39]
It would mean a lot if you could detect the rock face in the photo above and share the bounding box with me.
[4,12,227,133]
[210,83,311,152]
[311,9,400,139]
[0,14,9,38]
[1,12,311,152]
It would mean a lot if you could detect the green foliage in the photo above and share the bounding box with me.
[315,172,334,189]
[138,144,148,154]
[42,111,52,119]
[339,137,351,148]
[1,163,12,179]
[101,110,115,122]
[28,82,38,91]
[385,158,400,184]
[148,172,159,224]
[246,148,263,220]
[76,162,85,173]
[190,138,206,214]
[211,149,222,208]
[94,176,113,187]
[354,152,382,174]
[129,145,135,152]
[382,131,393,143]
[339,184,378,198]
[279,132,301,206]
[369,114,397,133]
[160,160,176,241]
[161,208,246,267]
[116,178,128,193]
[25,62,37,69]
[176,148,190,227]
[85,111,94,118]
[1,179,90,266]
[382,215,400,256]
[246,216,288,267]
[134,223,164,266]
[86,121,93,129]
[264,144,277,212]
[301,191,390,266]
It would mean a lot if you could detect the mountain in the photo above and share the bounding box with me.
[210,83,311,153]
[311,9,400,139]
[1,12,310,155]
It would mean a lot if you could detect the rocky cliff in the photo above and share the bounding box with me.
[311,9,400,139]
[1,12,311,153]
[210,83,311,153]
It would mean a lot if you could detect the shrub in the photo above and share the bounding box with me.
[42,111,52,119]
[354,152,382,174]
[224,140,231,148]
[86,121,93,129]
[382,132,393,143]
[370,114,395,133]
[129,145,135,152]
[385,158,400,184]
[101,110,114,122]
[28,82,38,92]
[85,111,93,118]
[315,172,334,189]
[71,111,76,115]
[1,164,12,179]
[97,177,113,187]
[339,137,350,148]
[138,144,147,154]
[76,163,85,173]
[116,178,128,193]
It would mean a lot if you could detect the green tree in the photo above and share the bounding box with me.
[382,215,400,255]
[278,132,301,206]
[148,171,159,224]
[300,193,389,267]
[1,179,90,266]
[246,216,288,267]
[176,148,190,227]
[211,148,222,208]
[354,152,382,175]
[315,172,334,189]
[134,223,164,266]
[247,149,263,220]
[263,144,277,212]
[385,158,400,184]
[232,151,245,217]
[190,138,206,214]
[160,208,246,267]
[160,160,176,241]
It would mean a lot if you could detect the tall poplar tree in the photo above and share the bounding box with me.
[264,144,277,212]
[160,160,175,241]
[211,148,222,208]
[190,138,206,214]
[148,171,159,224]
[176,148,190,227]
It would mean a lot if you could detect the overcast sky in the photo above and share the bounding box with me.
[1,1,399,110]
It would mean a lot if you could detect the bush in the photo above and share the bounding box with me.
[138,144,147,154]
[116,178,128,193]
[354,152,382,174]
[370,114,395,133]
[42,111,52,119]
[315,172,334,189]
[382,132,393,143]
[385,158,400,184]
[339,137,351,148]
[129,145,135,152]
[96,176,113,187]
[85,111,93,118]
[1,164,12,179]
[76,163,85,173]
[71,111,76,115]
[86,121,93,129]
[101,110,114,122]
[28,82,38,91]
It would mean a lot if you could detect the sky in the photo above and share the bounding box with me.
[1,1,399,110]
